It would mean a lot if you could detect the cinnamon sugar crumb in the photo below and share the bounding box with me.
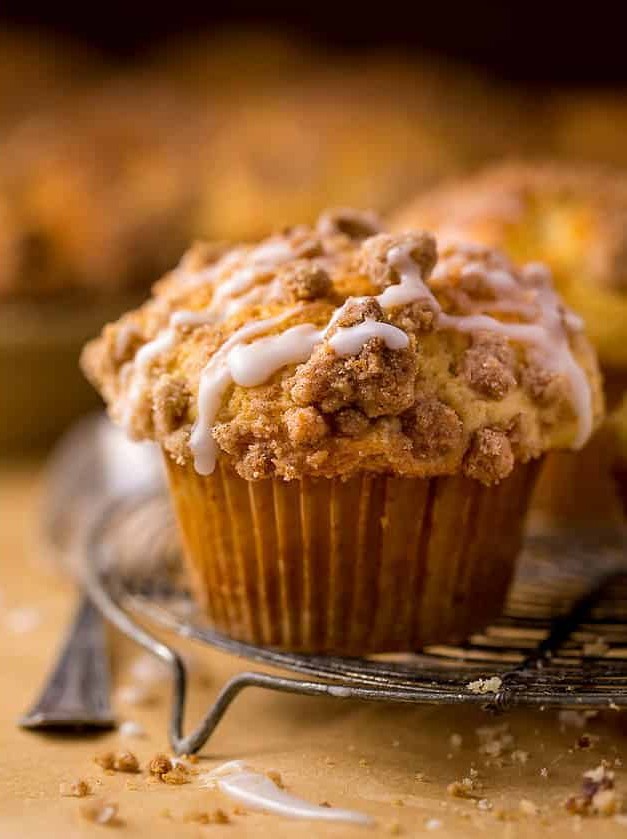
[266,769,285,789]
[447,777,481,799]
[94,753,115,771]
[183,809,230,824]
[467,676,503,694]
[464,430,514,485]
[566,763,621,816]
[60,779,91,797]
[148,754,173,777]
[112,751,140,773]
[161,766,190,785]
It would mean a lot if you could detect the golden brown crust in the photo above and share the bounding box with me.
[82,212,604,485]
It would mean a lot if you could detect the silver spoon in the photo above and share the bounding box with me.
[19,414,164,732]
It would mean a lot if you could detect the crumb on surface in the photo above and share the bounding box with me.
[467,676,503,695]
[266,769,284,789]
[566,763,621,816]
[447,777,481,800]
[94,753,115,771]
[60,779,91,798]
[161,767,190,785]
[112,751,140,773]
[183,809,230,825]
[148,754,173,777]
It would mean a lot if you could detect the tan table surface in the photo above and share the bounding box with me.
[2,458,627,838]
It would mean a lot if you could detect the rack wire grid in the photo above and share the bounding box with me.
[83,492,627,755]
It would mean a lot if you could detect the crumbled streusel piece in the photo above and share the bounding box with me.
[183,809,230,825]
[94,752,115,771]
[464,429,514,485]
[566,763,621,816]
[112,751,140,773]
[148,754,173,776]
[467,676,503,695]
[161,766,190,785]
[279,261,331,302]
[447,777,481,799]
[358,232,437,292]
[60,779,91,798]
[266,770,285,789]
[461,333,517,400]
[317,208,383,241]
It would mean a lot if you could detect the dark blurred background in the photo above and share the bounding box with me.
[2,1,627,450]
[1,2,625,85]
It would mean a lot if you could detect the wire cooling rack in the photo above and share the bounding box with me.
[84,493,627,755]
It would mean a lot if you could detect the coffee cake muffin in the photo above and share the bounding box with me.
[392,163,627,524]
[82,210,603,653]
[0,77,201,449]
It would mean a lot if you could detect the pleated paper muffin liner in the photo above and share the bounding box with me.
[165,458,540,655]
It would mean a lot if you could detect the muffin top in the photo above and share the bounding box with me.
[82,210,603,485]
[391,162,627,368]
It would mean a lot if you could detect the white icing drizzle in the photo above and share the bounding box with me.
[122,232,593,473]
[385,242,592,448]
[202,761,373,826]
[189,239,591,473]
[229,324,322,388]
[228,318,409,389]
[328,318,409,355]
[122,309,216,429]
[183,238,294,314]
[120,240,295,433]
[190,312,296,475]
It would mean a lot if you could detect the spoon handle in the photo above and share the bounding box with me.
[19,594,115,731]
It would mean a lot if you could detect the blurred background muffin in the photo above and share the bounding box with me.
[2,8,627,454]
[552,92,627,170]
[0,28,104,129]
[194,55,537,243]
[392,163,627,378]
[0,74,203,450]
[391,162,627,525]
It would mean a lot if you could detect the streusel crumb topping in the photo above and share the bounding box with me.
[391,162,627,368]
[82,209,603,485]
